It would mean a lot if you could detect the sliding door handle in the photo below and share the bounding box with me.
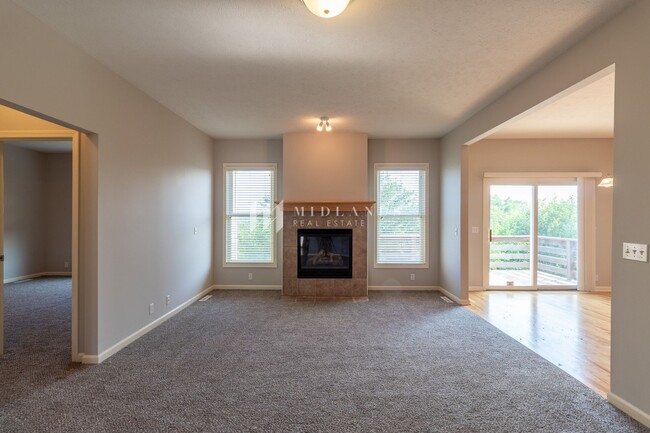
[489,229,493,242]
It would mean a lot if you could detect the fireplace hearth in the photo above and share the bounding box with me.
[298,229,353,279]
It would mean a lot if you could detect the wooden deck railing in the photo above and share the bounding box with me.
[490,235,577,280]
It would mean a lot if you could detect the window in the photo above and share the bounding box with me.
[375,164,428,267]
[224,164,276,266]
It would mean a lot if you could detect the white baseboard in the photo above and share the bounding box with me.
[438,287,470,306]
[369,285,439,291]
[213,284,282,291]
[82,285,216,365]
[469,286,485,292]
[594,286,612,292]
[4,271,72,283]
[608,391,650,428]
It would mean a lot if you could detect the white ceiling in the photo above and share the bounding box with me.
[489,72,615,139]
[4,140,72,153]
[12,0,633,139]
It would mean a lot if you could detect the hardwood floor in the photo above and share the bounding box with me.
[466,290,611,397]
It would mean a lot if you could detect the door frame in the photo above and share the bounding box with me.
[0,130,80,361]
[482,172,601,291]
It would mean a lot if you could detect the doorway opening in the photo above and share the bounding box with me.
[466,65,615,397]
[0,104,81,363]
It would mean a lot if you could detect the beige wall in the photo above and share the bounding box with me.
[443,0,650,421]
[467,138,613,288]
[0,0,214,357]
[283,132,368,202]
[367,139,440,288]
[213,139,283,287]
[3,146,72,280]
[438,140,467,302]
[44,153,72,273]
[3,145,46,279]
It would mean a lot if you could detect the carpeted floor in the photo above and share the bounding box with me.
[0,279,647,432]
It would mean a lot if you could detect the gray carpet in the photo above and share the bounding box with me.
[0,279,647,432]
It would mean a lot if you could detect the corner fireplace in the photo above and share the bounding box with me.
[297,229,353,279]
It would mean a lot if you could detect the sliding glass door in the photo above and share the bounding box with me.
[486,182,578,290]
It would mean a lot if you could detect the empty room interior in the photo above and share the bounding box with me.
[1,1,649,431]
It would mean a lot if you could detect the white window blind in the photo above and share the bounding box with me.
[225,165,276,265]
[376,166,427,265]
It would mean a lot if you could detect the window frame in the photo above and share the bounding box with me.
[223,163,277,268]
[374,163,429,269]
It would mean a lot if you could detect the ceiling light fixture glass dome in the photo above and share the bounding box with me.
[302,0,351,18]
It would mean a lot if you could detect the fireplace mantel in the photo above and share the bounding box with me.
[279,201,375,212]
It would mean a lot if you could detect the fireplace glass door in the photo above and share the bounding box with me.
[297,229,353,278]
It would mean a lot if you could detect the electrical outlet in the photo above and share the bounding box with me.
[149,303,154,315]
[248,273,253,280]
[64,261,69,269]
[410,273,415,281]
[472,227,479,234]
[166,295,171,306]
[623,242,648,262]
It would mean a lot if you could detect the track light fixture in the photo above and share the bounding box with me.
[317,116,332,132]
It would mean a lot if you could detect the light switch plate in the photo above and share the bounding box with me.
[623,242,648,262]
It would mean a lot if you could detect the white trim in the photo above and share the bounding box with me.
[71,132,80,363]
[222,262,278,268]
[223,163,277,268]
[438,287,470,305]
[483,178,586,291]
[4,272,72,284]
[594,286,612,292]
[484,172,602,179]
[469,286,485,292]
[213,284,282,291]
[369,285,439,291]
[374,163,429,268]
[82,285,216,364]
[372,263,429,269]
[608,392,650,429]
[482,178,490,288]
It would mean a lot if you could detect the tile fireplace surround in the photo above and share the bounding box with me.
[282,202,374,299]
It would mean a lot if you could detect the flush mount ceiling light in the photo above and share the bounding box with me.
[302,0,351,18]
[316,116,332,132]
[598,174,614,187]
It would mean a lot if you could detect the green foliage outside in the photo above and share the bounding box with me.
[490,195,577,239]
[379,177,422,235]
[234,216,273,262]
[230,195,274,263]
[490,194,578,275]
[378,176,419,215]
